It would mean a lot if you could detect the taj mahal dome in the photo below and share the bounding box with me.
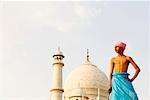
[50,48,109,100]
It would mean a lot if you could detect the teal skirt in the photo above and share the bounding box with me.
[109,72,138,100]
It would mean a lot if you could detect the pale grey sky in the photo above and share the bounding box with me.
[0,1,149,100]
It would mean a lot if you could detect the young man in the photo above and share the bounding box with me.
[109,42,140,100]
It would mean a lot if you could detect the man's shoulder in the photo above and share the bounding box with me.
[111,56,116,61]
[125,55,132,59]
[125,56,133,62]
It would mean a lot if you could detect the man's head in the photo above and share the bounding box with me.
[114,42,126,54]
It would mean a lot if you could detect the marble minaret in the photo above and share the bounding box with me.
[50,48,64,100]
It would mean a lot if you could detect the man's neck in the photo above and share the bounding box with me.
[118,53,124,56]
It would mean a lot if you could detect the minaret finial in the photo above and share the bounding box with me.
[58,47,60,51]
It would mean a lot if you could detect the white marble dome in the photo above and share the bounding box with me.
[64,63,109,90]
[64,56,109,100]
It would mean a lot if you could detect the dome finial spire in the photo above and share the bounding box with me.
[84,49,91,64]
[87,49,90,62]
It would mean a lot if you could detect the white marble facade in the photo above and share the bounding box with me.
[50,49,109,100]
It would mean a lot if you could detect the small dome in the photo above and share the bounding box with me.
[64,63,109,91]
[55,48,63,55]
[53,48,64,58]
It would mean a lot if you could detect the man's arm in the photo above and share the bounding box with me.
[127,56,140,82]
[109,58,114,93]
[110,58,114,86]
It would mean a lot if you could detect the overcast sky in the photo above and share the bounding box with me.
[0,1,149,100]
